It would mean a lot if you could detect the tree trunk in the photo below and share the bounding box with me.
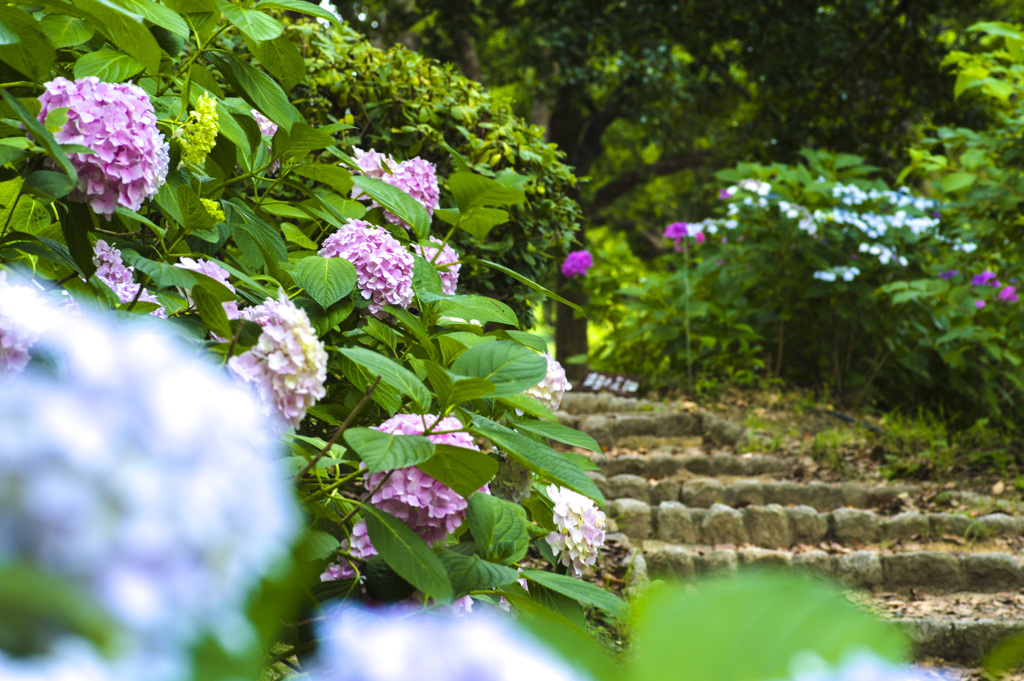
[555,278,589,384]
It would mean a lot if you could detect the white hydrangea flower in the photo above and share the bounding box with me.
[544,484,606,577]
[0,298,300,681]
[525,353,571,411]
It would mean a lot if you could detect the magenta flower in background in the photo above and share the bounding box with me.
[664,222,688,239]
[999,285,1019,303]
[228,291,328,433]
[976,299,987,309]
[940,270,959,280]
[561,250,593,278]
[694,231,706,244]
[319,220,415,314]
[38,77,169,218]
[972,271,998,286]
[719,188,735,199]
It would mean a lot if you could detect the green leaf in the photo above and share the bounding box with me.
[39,14,94,48]
[450,341,546,397]
[417,444,497,498]
[338,346,431,410]
[521,569,628,621]
[192,282,232,339]
[343,427,435,474]
[505,330,547,354]
[273,123,334,163]
[468,257,584,315]
[630,573,907,681]
[467,493,529,565]
[448,171,526,210]
[225,199,288,262]
[282,223,318,249]
[73,49,143,82]
[178,185,216,230]
[246,32,304,92]
[296,528,340,561]
[217,0,283,40]
[448,376,496,404]
[70,0,161,75]
[24,170,73,200]
[208,53,302,131]
[514,420,601,453]
[255,0,342,26]
[941,172,976,193]
[498,394,558,421]
[0,90,75,182]
[471,416,604,502]
[457,206,510,239]
[0,8,55,81]
[361,504,453,602]
[413,255,444,296]
[60,203,95,278]
[292,163,354,193]
[293,255,356,308]
[425,293,519,327]
[115,0,191,38]
[352,175,431,238]
[436,547,519,595]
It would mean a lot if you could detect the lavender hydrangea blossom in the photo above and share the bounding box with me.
[0,295,299,681]
[351,148,441,226]
[175,257,240,320]
[545,484,606,577]
[93,240,165,317]
[228,291,327,433]
[38,77,169,218]
[308,606,592,681]
[319,220,414,314]
[412,237,461,295]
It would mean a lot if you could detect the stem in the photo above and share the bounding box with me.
[295,375,381,482]
[775,319,785,378]
[332,469,394,527]
[682,244,693,395]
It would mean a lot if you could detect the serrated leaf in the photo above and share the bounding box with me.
[116,0,191,37]
[448,376,496,404]
[294,255,356,308]
[24,169,74,199]
[217,0,283,40]
[457,206,510,239]
[450,341,546,397]
[74,49,143,82]
[436,547,519,595]
[505,330,547,353]
[467,493,529,565]
[0,8,54,81]
[39,14,94,48]
[425,293,518,327]
[246,32,304,92]
[352,175,431,238]
[521,569,628,621]
[209,53,301,131]
[0,89,76,182]
[631,573,907,681]
[273,122,335,163]
[70,0,161,75]
[417,444,497,498]
[343,427,434,474]
[339,346,431,410]
[471,415,603,502]
[468,256,584,315]
[513,420,600,452]
[448,171,526,210]
[282,223,318,249]
[192,282,232,339]
[292,163,354,193]
[296,528,340,561]
[362,504,453,602]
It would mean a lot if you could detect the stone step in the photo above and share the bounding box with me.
[592,450,796,479]
[902,617,1024,665]
[627,538,1024,595]
[558,404,748,450]
[609,499,1024,550]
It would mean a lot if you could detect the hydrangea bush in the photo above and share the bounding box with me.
[0,5,611,680]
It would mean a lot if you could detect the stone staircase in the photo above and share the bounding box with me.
[559,394,1024,668]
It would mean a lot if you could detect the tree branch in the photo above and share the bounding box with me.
[587,150,711,212]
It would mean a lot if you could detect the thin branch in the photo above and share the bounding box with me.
[588,151,710,211]
[295,375,382,482]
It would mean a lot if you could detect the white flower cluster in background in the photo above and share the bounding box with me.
[308,606,593,681]
[812,266,860,283]
[545,484,606,577]
[0,292,299,681]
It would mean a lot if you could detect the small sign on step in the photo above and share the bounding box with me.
[577,370,642,395]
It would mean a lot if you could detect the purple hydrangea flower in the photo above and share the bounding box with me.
[664,222,690,251]
[308,606,592,681]
[321,519,377,582]
[175,257,240,320]
[545,484,606,577]
[939,270,959,280]
[694,231,706,244]
[93,240,165,317]
[412,237,461,295]
[38,77,169,218]
[976,299,986,309]
[351,149,440,227]
[719,188,735,199]
[999,285,1019,303]
[0,272,43,374]
[319,220,415,315]
[971,271,998,286]
[561,250,593,278]
[227,291,328,433]
[525,353,571,411]
[251,109,279,173]
[364,414,489,546]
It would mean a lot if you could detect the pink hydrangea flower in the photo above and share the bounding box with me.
[227,291,327,432]
[975,299,986,309]
[526,353,571,411]
[93,240,165,317]
[251,109,279,172]
[694,231,706,244]
[545,484,605,577]
[972,271,999,287]
[175,257,240,320]
[0,272,42,374]
[412,237,461,295]
[351,149,440,227]
[561,250,593,278]
[321,519,377,581]
[38,77,169,218]
[998,285,1019,303]
[364,413,489,546]
[319,220,414,315]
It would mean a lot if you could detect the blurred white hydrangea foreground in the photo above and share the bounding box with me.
[777,650,951,681]
[308,606,593,681]
[0,284,300,680]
